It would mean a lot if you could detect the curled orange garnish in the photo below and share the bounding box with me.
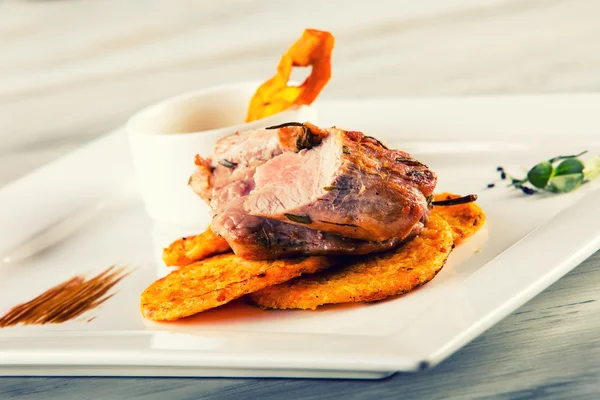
[246,29,335,122]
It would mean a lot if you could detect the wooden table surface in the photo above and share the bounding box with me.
[1,1,600,398]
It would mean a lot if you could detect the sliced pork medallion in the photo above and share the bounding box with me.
[189,127,282,204]
[189,123,436,259]
[245,126,436,241]
[205,169,402,259]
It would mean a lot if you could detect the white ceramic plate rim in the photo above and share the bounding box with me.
[1,94,599,379]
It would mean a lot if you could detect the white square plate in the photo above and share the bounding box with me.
[1,95,599,379]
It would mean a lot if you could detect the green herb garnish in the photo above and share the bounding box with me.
[323,186,337,191]
[584,155,600,180]
[265,122,305,130]
[284,213,312,224]
[319,220,359,228]
[431,194,478,206]
[296,126,315,150]
[364,135,389,149]
[527,161,553,188]
[501,150,599,195]
[395,157,426,167]
[218,159,237,169]
[342,146,351,154]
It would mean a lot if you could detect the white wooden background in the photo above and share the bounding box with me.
[1,0,600,398]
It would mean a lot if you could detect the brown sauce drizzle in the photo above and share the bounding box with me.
[0,265,133,328]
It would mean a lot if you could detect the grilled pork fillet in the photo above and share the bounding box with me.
[189,123,436,259]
